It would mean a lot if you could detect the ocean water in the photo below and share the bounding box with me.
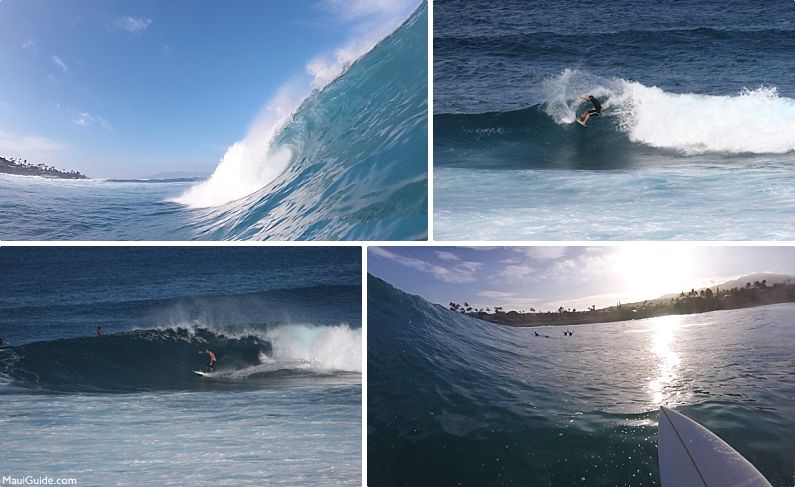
[368,275,795,486]
[434,0,795,240]
[0,2,427,241]
[0,248,362,486]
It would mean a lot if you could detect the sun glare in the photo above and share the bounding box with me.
[647,315,682,405]
[615,246,695,302]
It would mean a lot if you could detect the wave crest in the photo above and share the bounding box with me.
[543,69,795,154]
[0,323,360,392]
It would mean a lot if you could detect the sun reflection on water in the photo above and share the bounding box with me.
[648,315,682,405]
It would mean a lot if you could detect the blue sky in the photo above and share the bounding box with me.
[368,246,795,312]
[0,0,417,178]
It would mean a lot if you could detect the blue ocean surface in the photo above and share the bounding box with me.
[0,247,362,486]
[434,0,795,240]
[368,275,795,486]
[0,3,427,241]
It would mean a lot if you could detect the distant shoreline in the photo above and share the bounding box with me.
[452,281,795,328]
[1,156,87,179]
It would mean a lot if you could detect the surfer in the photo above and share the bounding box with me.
[96,326,104,336]
[199,348,217,372]
[577,95,602,126]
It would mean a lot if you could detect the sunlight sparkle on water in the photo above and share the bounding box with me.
[647,315,682,406]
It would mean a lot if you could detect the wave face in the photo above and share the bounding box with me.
[177,4,427,241]
[0,324,360,393]
[367,275,795,486]
[436,70,795,170]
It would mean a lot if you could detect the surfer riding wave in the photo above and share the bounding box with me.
[577,95,602,126]
[199,348,217,373]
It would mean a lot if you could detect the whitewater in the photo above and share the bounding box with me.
[0,247,362,485]
[0,2,427,241]
[434,0,795,241]
[542,69,795,155]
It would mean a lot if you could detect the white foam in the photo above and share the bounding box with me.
[173,1,421,208]
[616,83,795,154]
[261,323,362,373]
[169,86,298,208]
[144,321,362,374]
[544,69,795,154]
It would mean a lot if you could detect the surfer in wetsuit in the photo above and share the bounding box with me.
[199,348,217,372]
[96,326,104,336]
[578,95,602,126]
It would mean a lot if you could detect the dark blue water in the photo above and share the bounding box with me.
[0,247,362,485]
[0,247,360,345]
[434,0,795,240]
[368,275,795,486]
[0,3,427,241]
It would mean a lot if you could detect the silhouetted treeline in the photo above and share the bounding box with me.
[450,279,795,327]
[0,156,87,179]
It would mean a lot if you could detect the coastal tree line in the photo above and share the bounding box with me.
[449,279,795,327]
[0,156,87,179]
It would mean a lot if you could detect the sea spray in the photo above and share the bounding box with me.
[542,69,795,154]
[172,87,299,208]
[262,323,362,372]
[616,83,795,154]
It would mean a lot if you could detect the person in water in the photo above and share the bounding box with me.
[96,326,104,336]
[199,348,217,372]
[578,95,602,125]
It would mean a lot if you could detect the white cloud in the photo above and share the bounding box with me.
[544,291,626,313]
[22,39,37,52]
[521,247,568,261]
[436,251,460,261]
[116,17,152,33]
[72,111,112,130]
[51,55,68,72]
[499,263,536,281]
[370,247,481,284]
[322,0,414,22]
[0,129,65,157]
[478,290,517,299]
[307,0,420,89]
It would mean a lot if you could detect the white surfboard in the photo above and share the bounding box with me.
[193,370,209,376]
[575,118,586,127]
[658,406,771,487]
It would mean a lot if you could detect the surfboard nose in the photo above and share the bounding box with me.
[658,406,771,487]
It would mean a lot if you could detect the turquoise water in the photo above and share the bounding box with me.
[368,276,795,486]
[0,3,427,241]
